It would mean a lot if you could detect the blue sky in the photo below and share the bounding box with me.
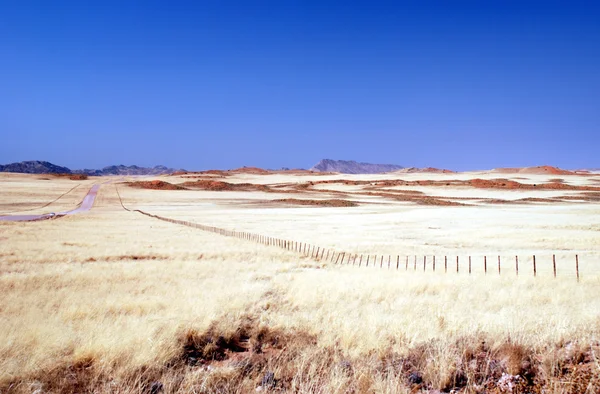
[1,1,599,171]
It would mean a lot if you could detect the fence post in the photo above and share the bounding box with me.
[533,255,536,277]
[469,256,471,274]
[498,255,501,275]
[433,256,435,271]
[388,255,391,269]
[396,255,400,270]
[406,256,409,271]
[576,255,579,282]
[423,256,426,272]
[366,255,370,267]
[516,255,519,276]
[484,256,487,275]
[320,248,325,260]
[456,256,459,273]
[414,255,417,271]
[445,256,447,273]
[359,254,363,267]
[553,254,556,278]
[380,255,384,268]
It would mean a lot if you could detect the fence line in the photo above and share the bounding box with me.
[115,186,586,281]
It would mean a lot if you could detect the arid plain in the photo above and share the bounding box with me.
[1,168,599,393]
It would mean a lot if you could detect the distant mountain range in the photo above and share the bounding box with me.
[0,161,71,174]
[73,164,180,176]
[0,161,182,176]
[310,159,404,174]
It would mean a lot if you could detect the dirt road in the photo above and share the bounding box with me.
[0,184,101,222]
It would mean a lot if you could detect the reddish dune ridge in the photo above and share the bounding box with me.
[492,166,578,175]
[128,180,187,190]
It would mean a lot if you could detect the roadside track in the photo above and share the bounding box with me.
[0,184,101,222]
[0,183,82,215]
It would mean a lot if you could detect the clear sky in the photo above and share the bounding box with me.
[1,1,599,171]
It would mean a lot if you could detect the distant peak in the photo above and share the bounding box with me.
[310,159,404,174]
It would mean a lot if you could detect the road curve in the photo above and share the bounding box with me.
[0,184,101,222]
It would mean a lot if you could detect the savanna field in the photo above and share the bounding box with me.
[1,169,599,393]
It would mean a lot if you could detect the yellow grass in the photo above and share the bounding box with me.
[1,173,599,393]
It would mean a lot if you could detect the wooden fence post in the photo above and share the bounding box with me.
[366,255,370,267]
[469,256,471,274]
[445,256,447,273]
[406,256,409,271]
[516,255,519,276]
[388,255,391,269]
[423,256,426,272]
[414,255,417,271]
[320,249,325,260]
[576,255,579,282]
[359,254,363,267]
[533,255,536,277]
[484,256,487,275]
[396,255,400,270]
[456,256,459,273]
[553,254,556,278]
[498,255,501,275]
[433,256,436,271]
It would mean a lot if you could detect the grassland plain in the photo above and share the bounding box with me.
[0,173,599,393]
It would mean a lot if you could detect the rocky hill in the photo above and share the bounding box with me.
[0,160,71,174]
[0,161,182,176]
[310,159,404,174]
[74,165,179,176]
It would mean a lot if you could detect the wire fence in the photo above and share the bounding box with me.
[116,187,591,282]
